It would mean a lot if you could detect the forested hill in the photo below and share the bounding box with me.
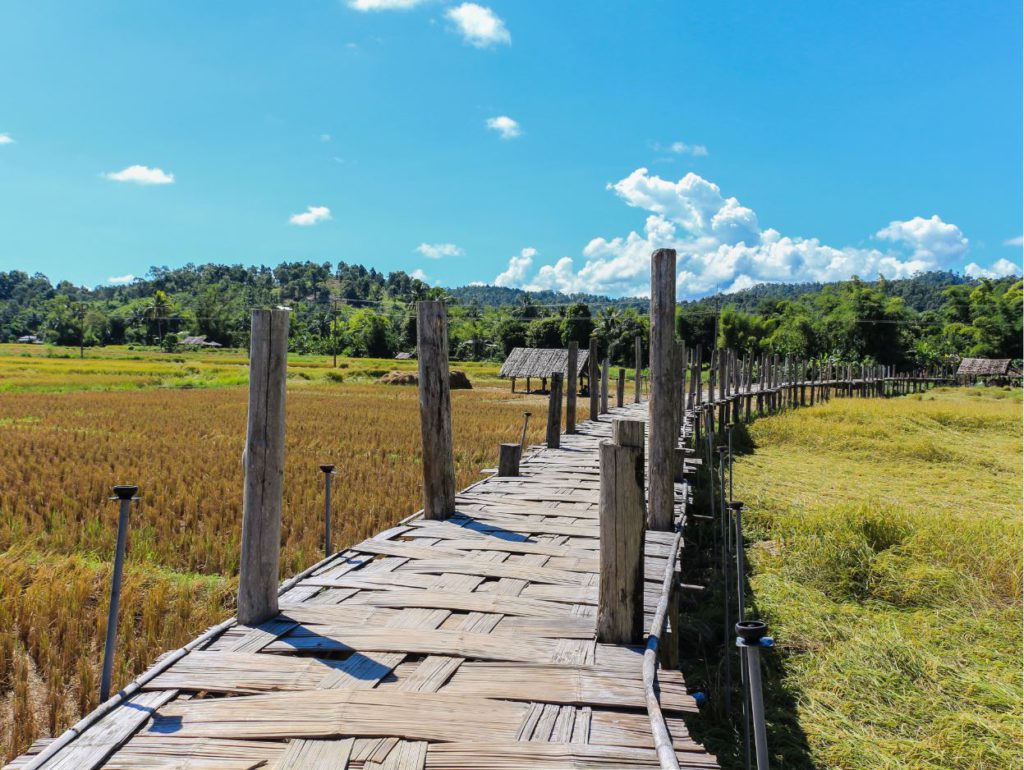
[0,262,1019,367]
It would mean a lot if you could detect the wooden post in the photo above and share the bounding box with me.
[648,248,676,532]
[498,443,521,476]
[598,419,646,644]
[600,357,610,414]
[634,335,642,403]
[416,300,456,520]
[566,341,578,434]
[617,367,626,408]
[546,371,563,448]
[238,308,289,626]
[589,337,599,421]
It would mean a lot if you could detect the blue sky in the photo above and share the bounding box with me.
[0,0,1020,297]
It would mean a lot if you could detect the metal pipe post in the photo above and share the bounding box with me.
[520,412,532,449]
[737,621,772,770]
[100,484,137,703]
[320,464,335,557]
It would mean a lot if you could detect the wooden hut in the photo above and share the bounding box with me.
[498,347,590,394]
[955,357,1018,385]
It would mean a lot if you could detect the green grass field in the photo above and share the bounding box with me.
[727,387,1022,769]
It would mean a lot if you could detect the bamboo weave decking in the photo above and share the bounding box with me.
[7,401,717,770]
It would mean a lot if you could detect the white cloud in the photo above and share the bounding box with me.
[0,133,14,145]
[446,3,510,47]
[876,214,968,262]
[494,247,537,287]
[106,274,135,285]
[416,242,464,259]
[320,133,332,142]
[104,165,175,185]
[1004,235,1023,247]
[669,141,708,157]
[288,205,332,226]
[493,168,973,298]
[964,258,1021,279]
[410,268,429,282]
[348,0,425,10]
[486,115,521,139]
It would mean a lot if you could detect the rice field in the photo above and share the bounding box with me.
[0,345,549,762]
[723,387,1023,769]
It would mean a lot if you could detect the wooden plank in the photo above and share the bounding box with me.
[276,737,354,769]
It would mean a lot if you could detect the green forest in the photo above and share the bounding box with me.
[0,262,1019,368]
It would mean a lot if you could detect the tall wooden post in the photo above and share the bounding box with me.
[597,418,646,644]
[600,357,610,414]
[616,367,626,408]
[648,248,676,532]
[566,341,578,434]
[416,300,455,520]
[634,335,642,403]
[546,372,563,449]
[589,337,599,421]
[238,308,289,626]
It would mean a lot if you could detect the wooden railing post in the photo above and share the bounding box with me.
[238,308,290,626]
[648,248,676,532]
[634,335,642,403]
[416,300,455,520]
[600,357,610,414]
[566,341,578,434]
[546,372,563,448]
[617,367,626,408]
[598,418,646,644]
[498,443,522,476]
[589,337,600,421]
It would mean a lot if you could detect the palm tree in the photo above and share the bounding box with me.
[144,290,173,343]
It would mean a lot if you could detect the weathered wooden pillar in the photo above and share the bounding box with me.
[600,357,610,414]
[598,418,646,644]
[634,335,642,403]
[238,308,290,626]
[498,443,521,476]
[648,248,676,532]
[566,341,578,434]
[617,367,626,408]
[546,371,563,449]
[588,337,599,421]
[416,300,456,521]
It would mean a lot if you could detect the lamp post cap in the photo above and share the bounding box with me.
[112,485,138,500]
[728,500,745,509]
[319,464,336,474]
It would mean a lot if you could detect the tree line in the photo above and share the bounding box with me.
[0,261,1019,367]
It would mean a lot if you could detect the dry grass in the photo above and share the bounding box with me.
[0,350,549,762]
[730,386,1023,769]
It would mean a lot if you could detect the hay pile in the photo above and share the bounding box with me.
[377,370,473,389]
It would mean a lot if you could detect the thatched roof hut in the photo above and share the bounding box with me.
[498,347,590,393]
[956,358,1012,376]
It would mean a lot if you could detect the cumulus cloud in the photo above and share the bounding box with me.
[670,141,708,157]
[104,165,175,185]
[1004,235,1023,247]
[486,115,520,139]
[0,133,14,145]
[493,168,973,298]
[288,205,331,226]
[964,259,1021,279]
[106,274,135,285]
[410,268,429,282]
[876,215,968,262]
[446,3,510,47]
[348,0,425,10]
[494,247,537,287]
[416,242,464,259]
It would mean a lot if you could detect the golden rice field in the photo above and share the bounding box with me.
[0,345,551,762]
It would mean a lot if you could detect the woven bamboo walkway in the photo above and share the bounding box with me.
[8,401,717,770]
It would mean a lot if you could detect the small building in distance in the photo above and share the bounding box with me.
[498,347,590,394]
[955,357,1020,385]
[16,334,43,344]
[394,351,414,360]
[180,335,223,348]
